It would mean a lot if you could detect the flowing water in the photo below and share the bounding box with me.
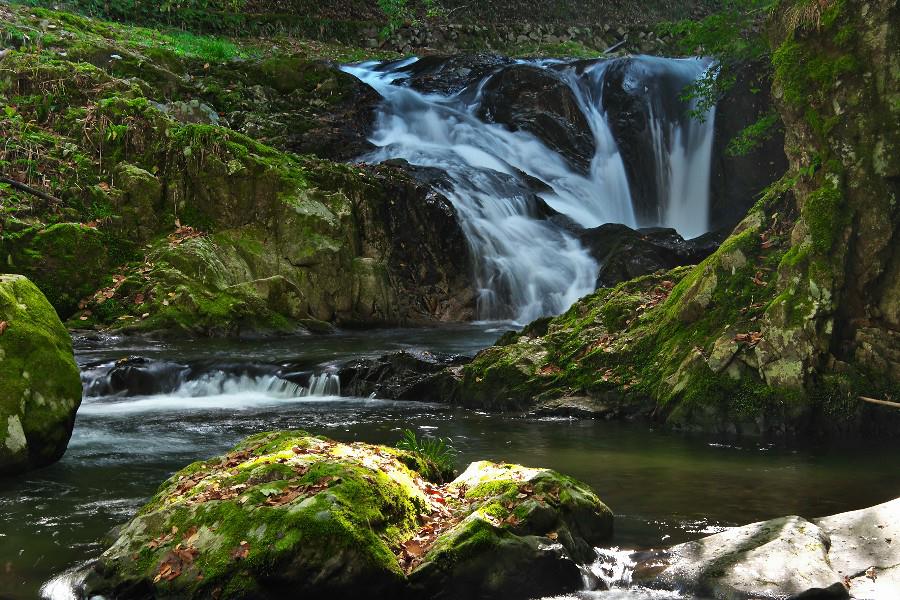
[2,328,900,599]
[342,55,716,323]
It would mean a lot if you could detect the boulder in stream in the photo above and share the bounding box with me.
[0,274,82,475]
[633,496,900,599]
[339,350,470,401]
[83,431,613,599]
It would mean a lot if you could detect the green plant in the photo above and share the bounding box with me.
[377,0,442,37]
[396,429,457,476]
[659,0,775,119]
[727,111,780,156]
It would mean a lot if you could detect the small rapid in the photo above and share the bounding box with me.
[342,55,716,323]
[78,359,344,415]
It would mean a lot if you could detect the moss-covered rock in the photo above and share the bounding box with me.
[1,222,116,318]
[0,274,82,475]
[83,431,612,599]
[0,4,472,332]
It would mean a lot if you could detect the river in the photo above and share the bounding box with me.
[2,326,899,599]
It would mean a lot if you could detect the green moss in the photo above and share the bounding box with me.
[803,179,845,254]
[466,480,519,501]
[0,275,82,474]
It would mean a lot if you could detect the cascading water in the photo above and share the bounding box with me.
[342,55,717,324]
[305,372,341,397]
[640,57,717,238]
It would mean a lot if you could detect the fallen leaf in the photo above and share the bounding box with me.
[401,539,424,558]
[231,541,250,560]
[866,566,877,581]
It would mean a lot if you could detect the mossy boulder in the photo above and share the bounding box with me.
[84,431,612,599]
[0,274,82,475]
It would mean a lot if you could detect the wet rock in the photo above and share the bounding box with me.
[81,356,189,397]
[339,350,470,400]
[395,54,513,95]
[476,64,595,172]
[0,275,82,475]
[578,223,725,288]
[83,431,613,600]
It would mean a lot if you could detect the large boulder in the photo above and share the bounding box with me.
[339,350,470,400]
[0,274,82,475]
[476,64,595,173]
[83,431,612,599]
[815,497,900,599]
[632,497,900,599]
[640,516,848,598]
[578,223,725,288]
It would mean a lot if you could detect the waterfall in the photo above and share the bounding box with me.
[342,55,717,323]
[640,58,717,238]
[305,372,341,397]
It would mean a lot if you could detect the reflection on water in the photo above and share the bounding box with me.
[1,326,899,599]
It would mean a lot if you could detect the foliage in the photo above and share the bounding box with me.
[726,111,780,155]
[396,429,457,475]
[659,0,774,118]
[377,0,441,36]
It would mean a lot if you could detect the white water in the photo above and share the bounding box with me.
[78,371,343,415]
[342,56,717,324]
[643,58,717,238]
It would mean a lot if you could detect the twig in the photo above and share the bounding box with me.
[859,396,900,410]
[444,3,472,18]
[603,39,628,54]
[0,175,62,205]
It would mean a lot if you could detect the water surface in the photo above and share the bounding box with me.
[2,326,899,599]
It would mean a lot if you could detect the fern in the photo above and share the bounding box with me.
[396,429,457,477]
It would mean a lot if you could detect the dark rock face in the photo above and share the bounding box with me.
[283,70,382,160]
[709,61,788,231]
[476,64,595,172]
[579,223,725,288]
[357,163,479,323]
[339,350,470,400]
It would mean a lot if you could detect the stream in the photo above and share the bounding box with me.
[2,326,900,599]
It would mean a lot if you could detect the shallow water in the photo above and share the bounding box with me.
[2,326,899,599]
